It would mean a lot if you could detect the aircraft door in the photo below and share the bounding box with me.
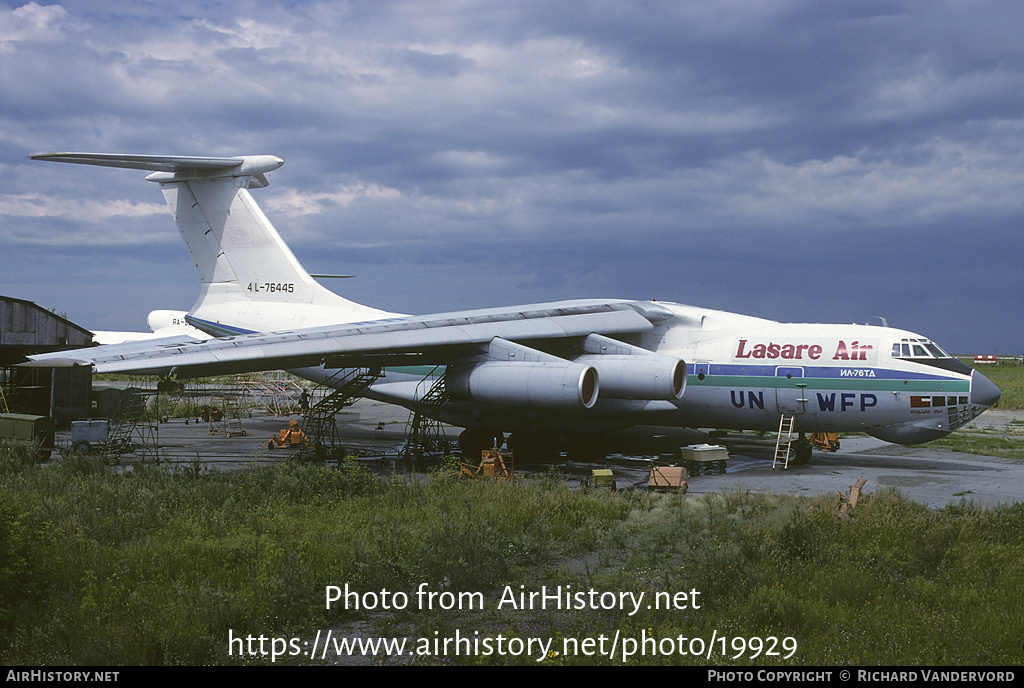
[775,367,807,415]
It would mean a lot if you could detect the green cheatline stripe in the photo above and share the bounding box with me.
[696,375,970,393]
[375,369,971,391]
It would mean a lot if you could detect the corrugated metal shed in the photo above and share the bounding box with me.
[1,295,95,422]
[0,295,94,354]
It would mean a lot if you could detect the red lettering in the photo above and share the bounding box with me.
[833,341,850,360]
[736,339,826,360]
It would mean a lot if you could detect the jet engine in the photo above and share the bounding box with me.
[573,354,685,400]
[446,360,599,409]
[571,333,686,401]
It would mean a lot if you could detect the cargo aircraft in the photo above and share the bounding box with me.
[24,153,1001,463]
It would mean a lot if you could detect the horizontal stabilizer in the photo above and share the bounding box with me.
[30,152,283,186]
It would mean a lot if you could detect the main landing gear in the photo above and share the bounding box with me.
[459,428,609,464]
[458,428,504,461]
[790,435,813,466]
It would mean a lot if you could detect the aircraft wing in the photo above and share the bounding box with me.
[23,300,666,377]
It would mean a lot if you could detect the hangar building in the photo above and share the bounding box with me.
[1,295,94,424]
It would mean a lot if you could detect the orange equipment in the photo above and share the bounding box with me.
[809,433,840,452]
[648,465,688,492]
[265,419,310,449]
[460,447,513,479]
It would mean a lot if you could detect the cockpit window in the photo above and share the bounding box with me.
[891,337,973,374]
[891,338,951,359]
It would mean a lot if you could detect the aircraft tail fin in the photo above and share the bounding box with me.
[32,153,391,334]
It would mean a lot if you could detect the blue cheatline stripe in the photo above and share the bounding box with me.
[687,363,969,393]
[688,362,960,382]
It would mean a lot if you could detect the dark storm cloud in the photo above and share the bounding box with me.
[1,0,1021,353]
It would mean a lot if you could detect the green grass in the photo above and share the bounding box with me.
[924,428,1024,460]
[2,443,1023,665]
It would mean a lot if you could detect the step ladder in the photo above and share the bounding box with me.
[773,414,796,470]
[298,368,382,461]
[401,367,453,460]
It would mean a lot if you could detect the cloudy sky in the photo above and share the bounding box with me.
[2,0,1021,355]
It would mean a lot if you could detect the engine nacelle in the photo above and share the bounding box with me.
[573,354,686,400]
[446,361,599,409]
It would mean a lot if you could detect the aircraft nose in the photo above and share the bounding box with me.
[971,369,1001,407]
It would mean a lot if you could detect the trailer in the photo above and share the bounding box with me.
[648,465,689,492]
[0,413,55,459]
[679,443,729,475]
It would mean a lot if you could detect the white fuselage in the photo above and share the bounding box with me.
[188,297,992,445]
[31,152,997,450]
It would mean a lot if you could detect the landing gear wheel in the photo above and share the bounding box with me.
[458,428,504,461]
[507,432,535,462]
[566,436,607,463]
[790,437,813,466]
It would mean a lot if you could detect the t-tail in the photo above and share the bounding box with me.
[31,153,393,336]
